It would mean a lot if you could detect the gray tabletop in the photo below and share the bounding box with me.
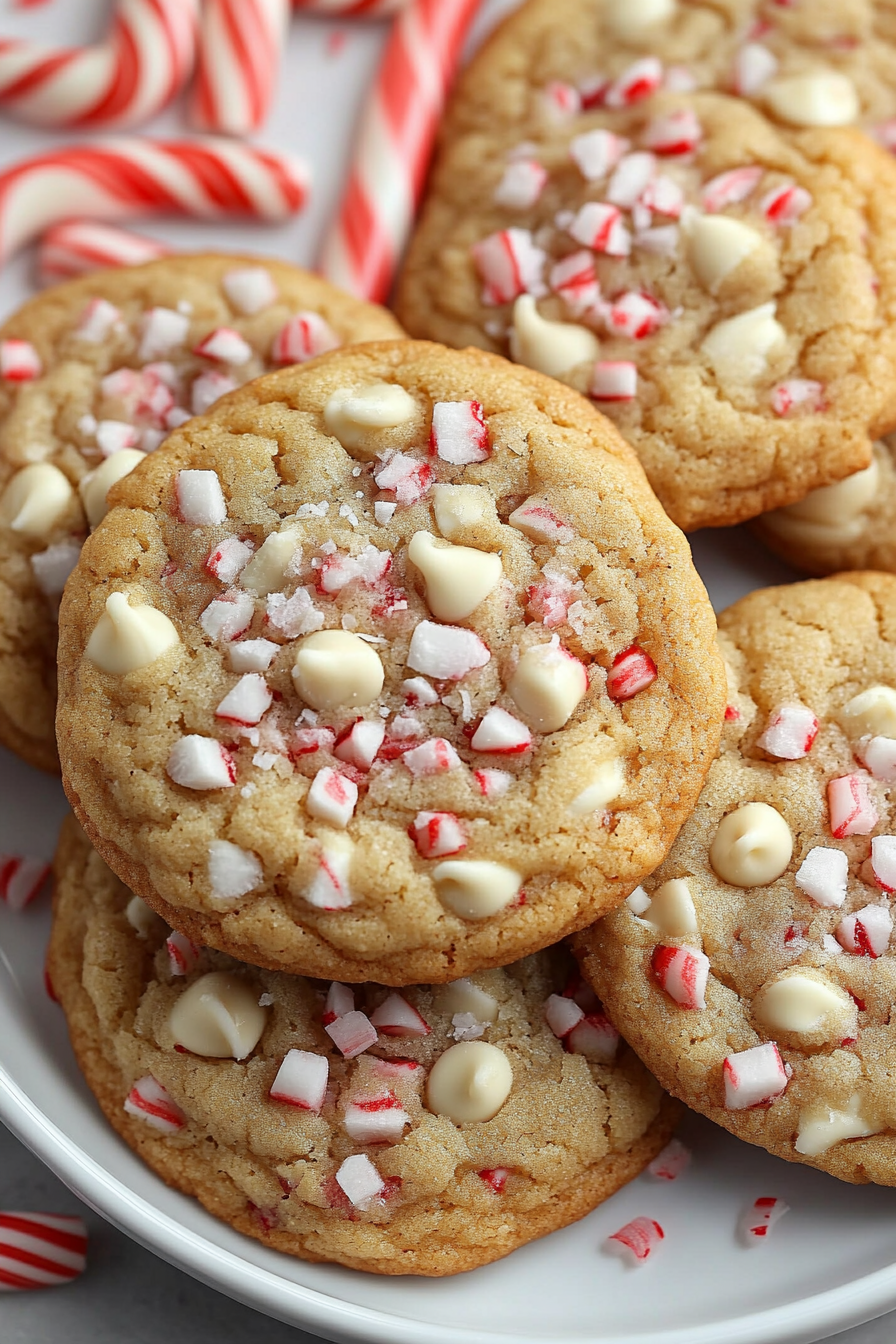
[0,1121,894,1344]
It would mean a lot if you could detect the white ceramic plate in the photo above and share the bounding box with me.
[2,4,896,1342]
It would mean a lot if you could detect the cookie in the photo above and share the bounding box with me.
[55,339,725,985]
[48,815,678,1277]
[755,439,896,576]
[575,573,896,1185]
[0,254,403,774]
[396,7,896,531]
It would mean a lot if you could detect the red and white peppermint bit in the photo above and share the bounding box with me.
[430,400,490,465]
[335,1154,385,1208]
[403,737,462,777]
[835,904,893,958]
[473,767,513,798]
[307,839,353,911]
[770,379,824,416]
[590,360,637,402]
[166,930,199,976]
[638,175,683,218]
[272,311,340,363]
[0,855,49,911]
[206,537,253,585]
[0,0,198,130]
[0,339,41,381]
[606,291,666,340]
[542,79,581,120]
[643,108,702,156]
[545,993,584,1039]
[471,227,546,305]
[740,1197,789,1243]
[75,297,122,343]
[569,202,630,257]
[604,57,662,109]
[550,250,600,313]
[795,847,848,908]
[0,1212,87,1292]
[191,0,289,137]
[293,0,407,11]
[507,497,573,544]
[37,220,170,285]
[871,836,896,892]
[223,266,278,314]
[123,1075,186,1132]
[323,980,354,1024]
[306,767,358,828]
[723,1042,788,1110]
[567,1012,620,1062]
[757,703,818,760]
[470,706,531,754]
[370,993,430,1037]
[194,327,253,365]
[215,673,272,726]
[374,450,433,506]
[608,151,657,209]
[411,811,466,858]
[479,1167,510,1193]
[334,718,385,770]
[761,183,812,225]
[648,1138,691,1181]
[606,1216,664,1265]
[733,43,778,95]
[177,469,226,526]
[494,159,548,209]
[407,620,490,681]
[343,1092,410,1145]
[863,736,896,782]
[325,1009,378,1059]
[318,0,481,302]
[607,646,657,701]
[0,139,308,267]
[270,1049,328,1113]
[201,590,254,642]
[651,945,709,1010]
[570,128,629,182]
[700,166,763,213]
[828,772,878,838]
[166,736,236,790]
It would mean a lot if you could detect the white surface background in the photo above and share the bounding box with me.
[2,2,896,1342]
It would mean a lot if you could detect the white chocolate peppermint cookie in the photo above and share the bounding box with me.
[0,255,403,773]
[755,436,896,576]
[397,2,896,531]
[575,573,896,1185]
[48,817,677,1277]
[56,341,725,985]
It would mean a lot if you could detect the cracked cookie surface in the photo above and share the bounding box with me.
[56,340,724,984]
[49,816,677,1277]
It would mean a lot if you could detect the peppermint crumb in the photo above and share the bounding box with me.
[352,466,361,477]
[177,300,193,314]
[299,708,318,725]
[341,614,358,630]
[374,502,397,525]
[451,1013,486,1042]
[358,632,388,645]
[320,540,337,555]
[253,751,279,771]
[258,993,274,1007]
[297,501,329,518]
[355,491,364,499]
[338,503,359,526]
[240,783,257,798]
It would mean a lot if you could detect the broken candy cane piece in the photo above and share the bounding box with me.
[194,327,253,366]
[30,542,80,597]
[828,773,878,838]
[550,250,600,314]
[201,590,254,642]
[723,1042,788,1110]
[270,1050,328,1113]
[192,370,236,415]
[223,266,278,315]
[508,497,573,544]
[590,361,638,402]
[166,930,199,976]
[343,1093,410,1144]
[325,1009,378,1058]
[607,151,656,208]
[733,43,778,95]
[835,904,893,958]
[605,291,667,339]
[305,835,354,911]
[606,1216,664,1264]
[407,621,490,681]
[273,312,340,363]
[374,451,433,505]
[544,993,583,1038]
[430,400,490,465]
[208,840,262,902]
[862,736,896,782]
[206,537,254,585]
[770,379,824,416]
[740,1197,789,1244]
[871,836,896,892]
[642,108,702,155]
[370,993,431,1037]
[569,128,629,181]
[568,202,630,257]
[648,1138,691,1181]
[567,1013,619,1061]
[403,738,462,777]
[124,1075,185,1133]
[757,703,818,759]
[335,1154,384,1208]
[0,856,49,911]
[474,768,514,798]
[761,182,812,225]
[472,228,546,305]
[176,469,226,525]
[794,847,848,908]
[470,707,531,754]
[140,307,189,361]
[0,339,41,381]
[306,768,358,829]
[604,57,663,109]
[334,718,386,770]
[411,811,467,858]
[606,645,657,700]
[494,159,548,209]
[700,166,763,213]
[651,945,710,1010]
[323,981,354,1024]
[166,736,236,790]
[478,1167,510,1193]
[215,673,272,726]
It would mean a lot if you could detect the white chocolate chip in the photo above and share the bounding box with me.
[603,0,675,40]
[432,859,523,920]
[292,629,384,712]
[434,979,499,1023]
[567,756,624,814]
[508,642,587,732]
[407,531,502,622]
[0,463,74,538]
[840,686,896,740]
[425,1040,513,1123]
[85,591,180,674]
[125,894,160,939]
[508,295,599,378]
[795,1095,879,1156]
[324,383,416,455]
[168,971,267,1059]
[709,802,793,887]
[777,457,879,526]
[753,972,855,1039]
[639,878,698,937]
[702,303,786,382]
[239,530,300,597]
[79,449,145,529]
[764,71,859,127]
[681,210,765,293]
[432,484,496,540]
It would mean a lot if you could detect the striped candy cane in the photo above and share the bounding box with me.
[293,1,407,12]
[191,0,290,136]
[0,0,199,129]
[37,220,171,286]
[0,855,49,910]
[0,138,310,266]
[318,0,481,301]
[0,1213,87,1291]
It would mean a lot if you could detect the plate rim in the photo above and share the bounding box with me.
[1,1055,893,1344]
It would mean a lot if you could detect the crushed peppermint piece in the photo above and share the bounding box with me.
[606,1216,664,1264]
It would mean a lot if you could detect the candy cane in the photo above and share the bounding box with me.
[292,1,407,12]
[0,1,199,130]
[0,138,309,266]
[0,1213,87,1291]
[318,0,481,302]
[37,220,171,285]
[191,0,290,136]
